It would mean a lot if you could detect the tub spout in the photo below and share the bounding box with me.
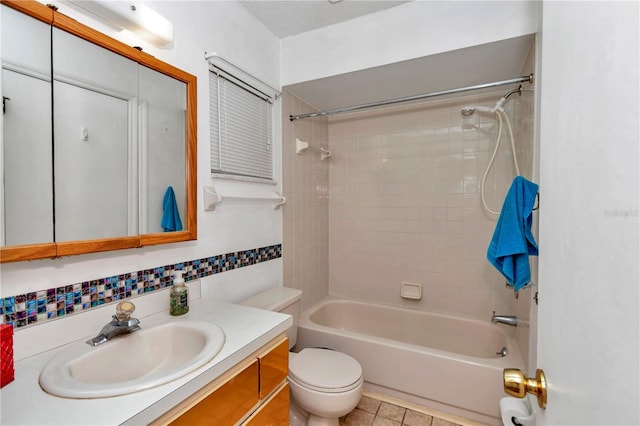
[491,311,517,327]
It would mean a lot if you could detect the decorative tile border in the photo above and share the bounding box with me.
[1,244,282,330]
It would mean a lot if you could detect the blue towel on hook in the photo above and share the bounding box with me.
[487,176,539,291]
[161,186,183,232]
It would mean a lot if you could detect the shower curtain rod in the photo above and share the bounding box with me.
[289,74,533,121]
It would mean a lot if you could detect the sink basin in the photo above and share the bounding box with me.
[39,320,225,398]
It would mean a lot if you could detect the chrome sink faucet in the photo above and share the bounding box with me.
[87,301,141,346]
[491,311,518,327]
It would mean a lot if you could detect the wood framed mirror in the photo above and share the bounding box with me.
[0,0,197,263]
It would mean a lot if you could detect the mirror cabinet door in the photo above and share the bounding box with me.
[52,27,138,242]
[138,65,186,235]
[1,4,54,247]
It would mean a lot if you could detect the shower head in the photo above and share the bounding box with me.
[460,105,493,117]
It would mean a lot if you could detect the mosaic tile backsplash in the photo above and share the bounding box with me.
[1,244,282,330]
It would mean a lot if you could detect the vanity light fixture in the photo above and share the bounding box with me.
[65,1,174,48]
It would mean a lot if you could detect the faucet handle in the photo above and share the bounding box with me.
[115,301,136,321]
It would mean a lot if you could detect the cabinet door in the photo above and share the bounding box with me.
[258,338,288,399]
[245,382,289,426]
[52,26,137,242]
[2,69,53,246]
[1,4,53,247]
[170,360,259,426]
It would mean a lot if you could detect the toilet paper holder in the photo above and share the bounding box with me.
[500,396,536,426]
[503,368,547,409]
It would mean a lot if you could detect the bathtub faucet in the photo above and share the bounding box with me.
[491,311,517,327]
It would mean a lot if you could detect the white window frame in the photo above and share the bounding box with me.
[208,55,279,184]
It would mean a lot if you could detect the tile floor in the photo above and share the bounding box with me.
[340,394,484,426]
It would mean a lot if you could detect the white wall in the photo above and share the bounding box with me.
[537,1,639,424]
[281,0,539,86]
[0,1,283,303]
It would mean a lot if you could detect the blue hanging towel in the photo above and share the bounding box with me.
[487,176,539,291]
[161,186,183,232]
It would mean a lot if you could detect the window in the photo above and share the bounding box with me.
[209,59,277,183]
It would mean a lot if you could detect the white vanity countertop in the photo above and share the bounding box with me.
[0,298,291,425]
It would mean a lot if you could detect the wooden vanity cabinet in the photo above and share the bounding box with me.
[244,382,289,426]
[257,335,288,399]
[152,335,289,426]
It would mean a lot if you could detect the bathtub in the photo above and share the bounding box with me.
[296,297,524,423]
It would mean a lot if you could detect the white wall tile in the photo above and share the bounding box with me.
[327,91,534,320]
[282,92,330,311]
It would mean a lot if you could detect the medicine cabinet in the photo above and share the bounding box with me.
[0,0,197,263]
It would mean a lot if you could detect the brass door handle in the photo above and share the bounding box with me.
[503,368,547,409]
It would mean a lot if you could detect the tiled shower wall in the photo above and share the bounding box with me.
[327,90,534,320]
[282,92,329,311]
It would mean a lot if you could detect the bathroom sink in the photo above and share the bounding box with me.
[39,320,225,398]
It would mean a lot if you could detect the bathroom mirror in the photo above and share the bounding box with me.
[0,0,197,262]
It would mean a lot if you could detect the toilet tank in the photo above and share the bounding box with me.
[240,287,302,349]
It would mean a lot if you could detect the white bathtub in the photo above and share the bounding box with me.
[296,298,524,423]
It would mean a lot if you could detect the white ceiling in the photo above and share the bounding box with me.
[239,0,411,38]
[239,1,534,117]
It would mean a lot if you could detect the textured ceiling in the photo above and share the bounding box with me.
[239,0,411,38]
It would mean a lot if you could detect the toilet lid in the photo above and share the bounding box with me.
[289,348,362,393]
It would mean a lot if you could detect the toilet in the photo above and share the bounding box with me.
[240,287,363,426]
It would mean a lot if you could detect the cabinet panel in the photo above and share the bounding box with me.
[169,360,259,426]
[259,338,288,399]
[245,382,289,426]
[2,69,53,246]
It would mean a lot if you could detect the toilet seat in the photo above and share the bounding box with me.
[289,348,363,394]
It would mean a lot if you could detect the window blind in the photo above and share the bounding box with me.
[209,69,273,183]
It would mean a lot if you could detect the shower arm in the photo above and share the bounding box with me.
[503,85,523,100]
[462,83,534,117]
[502,84,534,102]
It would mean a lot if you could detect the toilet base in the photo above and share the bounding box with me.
[306,414,340,426]
[289,398,343,426]
[289,400,308,426]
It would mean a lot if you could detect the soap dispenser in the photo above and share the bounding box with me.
[170,270,189,316]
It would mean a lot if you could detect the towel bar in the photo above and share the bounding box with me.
[509,281,536,300]
[203,186,286,211]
